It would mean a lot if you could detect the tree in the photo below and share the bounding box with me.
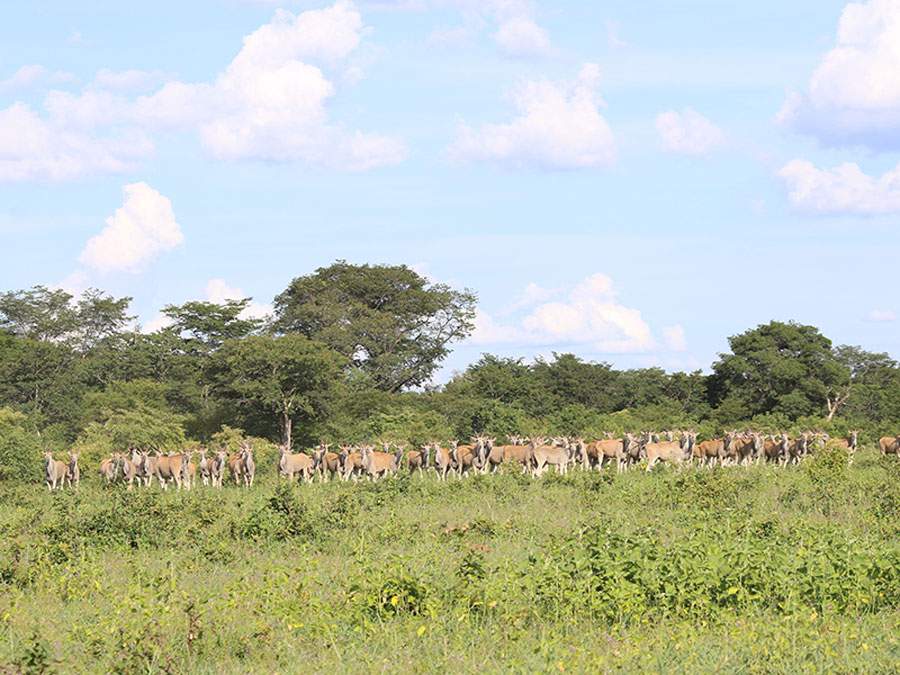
[710,321,847,420]
[0,408,42,481]
[273,261,476,391]
[210,335,344,448]
[161,299,263,353]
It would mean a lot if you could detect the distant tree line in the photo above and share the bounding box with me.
[1,260,898,480]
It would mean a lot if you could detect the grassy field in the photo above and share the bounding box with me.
[1,447,898,673]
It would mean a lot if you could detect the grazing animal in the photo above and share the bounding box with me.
[482,438,505,473]
[830,431,860,464]
[694,438,725,468]
[65,451,80,488]
[432,443,455,481]
[785,433,811,465]
[211,450,228,488]
[407,445,431,475]
[279,444,314,482]
[879,435,900,458]
[197,449,211,487]
[182,452,196,490]
[451,441,477,477]
[99,454,119,484]
[153,451,185,490]
[240,444,255,487]
[119,453,141,490]
[227,452,244,486]
[497,442,533,474]
[645,435,693,471]
[360,444,397,480]
[590,438,628,472]
[314,443,341,481]
[338,446,363,481]
[761,433,790,464]
[139,450,158,487]
[44,451,67,491]
[530,437,572,477]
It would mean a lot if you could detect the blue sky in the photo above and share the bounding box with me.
[2,0,899,381]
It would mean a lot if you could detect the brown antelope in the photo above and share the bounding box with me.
[451,440,477,477]
[139,450,158,487]
[760,433,790,464]
[211,450,228,488]
[879,435,900,457]
[279,444,314,482]
[227,451,244,485]
[785,432,810,465]
[495,440,532,474]
[99,453,119,484]
[360,444,398,480]
[119,452,141,490]
[240,443,255,487]
[645,434,694,471]
[196,449,211,486]
[65,451,80,488]
[44,451,67,490]
[338,445,363,481]
[694,437,725,468]
[530,437,572,477]
[182,452,196,490]
[830,431,859,464]
[313,443,340,481]
[482,438,505,474]
[407,444,431,475]
[153,450,185,490]
[432,442,454,481]
[590,438,627,472]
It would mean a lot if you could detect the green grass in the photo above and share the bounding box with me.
[1,447,898,673]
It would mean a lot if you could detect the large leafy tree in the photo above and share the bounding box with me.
[710,321,848,420]
[210,334,345,448]
[273,261,476,391]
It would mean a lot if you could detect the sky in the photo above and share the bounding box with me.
[1,0,899,381]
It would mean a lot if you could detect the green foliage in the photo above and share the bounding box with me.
[273,261,477,391]
[0,407,42,481]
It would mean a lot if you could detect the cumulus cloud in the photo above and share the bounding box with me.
[79,182,183,273]
[777,158,900,214]
[205,278,273,320]
[0,2,404,180]
[778,0,900,149]
[655,108,725,156]
[494,16,550,56]
[0,64,75,90]
[0,102,152,182]
[449,63,616,169]
[472,273,659,354]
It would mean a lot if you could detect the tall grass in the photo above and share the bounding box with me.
[1,448,898,673]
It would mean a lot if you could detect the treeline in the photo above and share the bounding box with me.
[1,261,899,480]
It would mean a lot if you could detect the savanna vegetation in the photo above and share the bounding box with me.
[1,261,899,672]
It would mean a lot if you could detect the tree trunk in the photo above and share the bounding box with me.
[281,413,292,449]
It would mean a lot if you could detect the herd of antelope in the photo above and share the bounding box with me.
[42,430,900,491]
[44,431,900,490]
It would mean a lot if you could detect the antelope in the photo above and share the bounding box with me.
[530,437,572,477]
[482,438,505,473]
[785,433,810,465]
[496,440,532,474]
[197,449,211,487]
[240,443,255,487]
[227,451,244,485]
[694,437,725,468]
[338,445,363,481]
[279,444,314,482]
[119,452,141,490]
[432,442,454,481]
[761,433,790,464]
[211,450,228,488]
[451,440,477,477]
[314,443,340,481]
[829,431,859,464]
[360,444,397,480]
[65,451,80,488]
[645,434,694,471]
[879,435,900,457]
[153,451,185,490]
[620,433,644,470]
[139,450,158,487]
[44,451,67,490]
[592,438,628,472]
[99,453,120,484]
[182,451,196,490]
[407,444,431,475]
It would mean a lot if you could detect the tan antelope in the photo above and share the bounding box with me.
[99,453,120,484]
[279,444,314,482]
[785,432,811,465]
[44,451,67,490]
[760,433,790,464]
[407,444,431,475]
[240,443,255,487]
[451,440,477,477]
[432,442,455,481]
[119,452,141,490]
[481,438,506,474]
[694,437,725,468]
[227,451,244,486]
[196,449,211,486]
[360,444,398,480]
[139,450,158,487]
[182,451,196,490]
[65,451,80,488]
[830,431,859,464]
[314,443,341,481]
[153,450,185,490]
[495,440,532,474]
[645,433,694,471]
[529,437,572,477]
[879,435,900,458]
[211,450,228,488]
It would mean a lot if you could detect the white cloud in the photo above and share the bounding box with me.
[655,108,725,156]
[494,17,550,56]
[92,68,168,92]
[79,182,183,273]
[472,273,656,354]
[606,20,627,49]
[867,309,896,322]
[506,282,557,312]
[449,63,616,169]
[0,102,152,182]
[778,0,900,149]
[0,64,75,90]
[205,278,273,320]
[662,324,687,352]
[142,313,175,334]
[777,158,900,214]
[0,2,405,180]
